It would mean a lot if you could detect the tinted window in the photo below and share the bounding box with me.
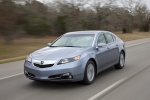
[97,34,106,44]
[104,33,114,43]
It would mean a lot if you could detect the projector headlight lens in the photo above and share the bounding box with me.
[58,55,81,65]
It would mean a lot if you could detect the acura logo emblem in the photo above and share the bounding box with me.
[41,61,44,65]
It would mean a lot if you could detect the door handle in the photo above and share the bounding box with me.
[107,47,110,49]
[116,44,118,46]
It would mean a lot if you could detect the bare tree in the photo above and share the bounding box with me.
[118,0,144,33]
[0,0,20,43]
[89,0,117,29]
[52,0,88,33]
[135,5,150,32]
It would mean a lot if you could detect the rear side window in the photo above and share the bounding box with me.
[104,33,114,43]
[97,34,107,44]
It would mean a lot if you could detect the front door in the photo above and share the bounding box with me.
[95,34,110,72]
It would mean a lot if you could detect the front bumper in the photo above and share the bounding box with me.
[24,60,84,82]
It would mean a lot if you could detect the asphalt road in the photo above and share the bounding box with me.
[0,38,150,100]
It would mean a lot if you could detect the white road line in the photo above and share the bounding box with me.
[126,41,150,48]
[88,64,150,100]
[88,77,128,100]
[0,73,23,80]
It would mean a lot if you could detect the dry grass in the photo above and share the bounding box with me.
[0,36,57,60]
[115,32,150,41]
[0,32,150,61]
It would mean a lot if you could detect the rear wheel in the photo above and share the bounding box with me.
[114,52,125,69]
[82,60,95,85]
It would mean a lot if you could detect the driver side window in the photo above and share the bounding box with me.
[97,34,107,44]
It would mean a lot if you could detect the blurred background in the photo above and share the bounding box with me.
[0,0,150,61]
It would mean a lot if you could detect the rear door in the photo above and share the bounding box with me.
[104,32,120,67]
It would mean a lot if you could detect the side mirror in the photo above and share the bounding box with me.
[47,43,52,47]
[98,43,106,47]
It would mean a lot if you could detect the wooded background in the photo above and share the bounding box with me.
[0,0,150,43]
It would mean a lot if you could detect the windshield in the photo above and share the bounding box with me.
[51,34,95,47]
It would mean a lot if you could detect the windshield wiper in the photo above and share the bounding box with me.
[50,46,60,47]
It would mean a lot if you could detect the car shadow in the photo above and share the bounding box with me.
[94,67,117,81]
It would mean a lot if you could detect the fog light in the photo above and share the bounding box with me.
[69,75,72,79]
[62,73,71,76]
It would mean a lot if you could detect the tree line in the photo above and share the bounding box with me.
[0,0,150,43]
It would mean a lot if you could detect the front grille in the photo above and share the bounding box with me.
[34,63,54,68]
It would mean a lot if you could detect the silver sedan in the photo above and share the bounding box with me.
[24,31,126,85]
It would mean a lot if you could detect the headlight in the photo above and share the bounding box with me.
[58,55,81,65]
[26,56,32,63]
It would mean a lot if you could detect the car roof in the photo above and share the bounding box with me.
[65,30,111,35]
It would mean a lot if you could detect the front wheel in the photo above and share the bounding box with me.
[114,52,125,69]
[82,60,95,85]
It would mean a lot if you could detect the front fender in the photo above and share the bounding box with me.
[80,50,98,73]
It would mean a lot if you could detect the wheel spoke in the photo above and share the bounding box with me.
[87,64,95,82]
[120,54,124,67]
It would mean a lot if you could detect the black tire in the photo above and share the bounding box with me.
[114,51,125,69]
[82,60,95,85]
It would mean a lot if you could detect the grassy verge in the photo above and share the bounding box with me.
[0,32,150,63]
[0,36,57,63]
[0,56,27,64]
[116,32,150,41]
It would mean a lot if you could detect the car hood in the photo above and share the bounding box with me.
[31,47,86,60]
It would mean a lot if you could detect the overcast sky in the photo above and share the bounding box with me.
[37,0,150,9]
[145,0,150,8]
